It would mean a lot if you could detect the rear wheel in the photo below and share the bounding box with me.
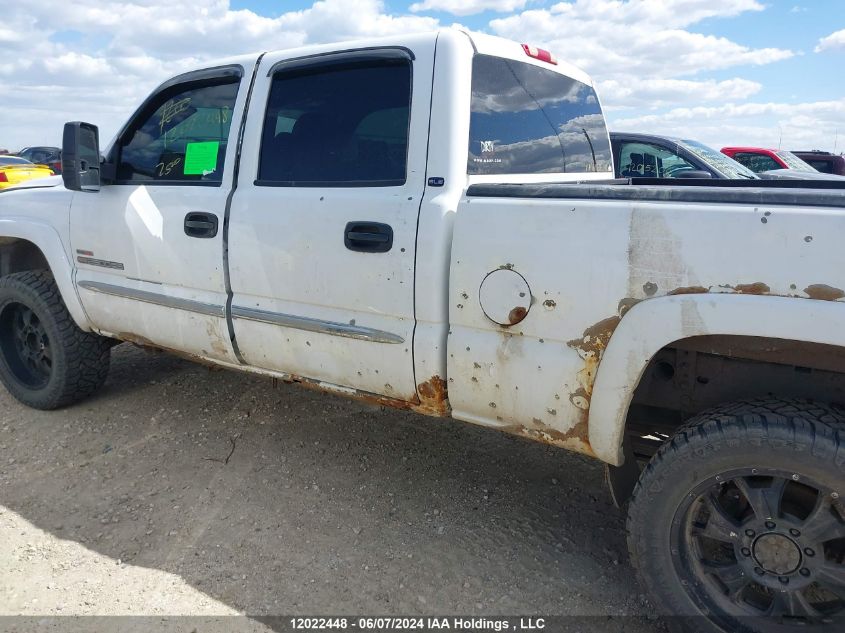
[0,270,111,409]
[628,400,845,632]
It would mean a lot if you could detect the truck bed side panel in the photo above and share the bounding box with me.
[448,189,845,460]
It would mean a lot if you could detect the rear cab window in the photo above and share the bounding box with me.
[468,54,612,176]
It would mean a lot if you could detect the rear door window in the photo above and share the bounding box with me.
[257,58,411,187]
[468,55,612,175]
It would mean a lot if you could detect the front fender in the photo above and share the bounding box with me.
[589,294,845,465]
[0,217,91,331]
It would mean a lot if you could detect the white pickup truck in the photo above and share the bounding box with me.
[2,29,844,631]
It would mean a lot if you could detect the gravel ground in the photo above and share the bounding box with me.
[0,344,660,628]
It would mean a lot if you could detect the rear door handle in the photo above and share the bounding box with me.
[184,212,218,239]
[344,221,393,253]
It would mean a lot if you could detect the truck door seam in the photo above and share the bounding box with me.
[221,52,267,365]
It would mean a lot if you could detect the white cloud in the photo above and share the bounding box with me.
[815,29,845,53]
[410,0,528,16]
[21,0,437,60]
[609,100,845,151]
[489,0,793,80]
[598,77,762,109]
[0,0,438,149]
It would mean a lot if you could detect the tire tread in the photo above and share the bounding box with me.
[627,398,845,629]
[0,270,110,409]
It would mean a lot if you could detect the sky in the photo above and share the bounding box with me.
[1,0,843,153]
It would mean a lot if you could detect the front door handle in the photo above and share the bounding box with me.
[344,221,393,253]
[184,212,218,239]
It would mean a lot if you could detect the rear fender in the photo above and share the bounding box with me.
[589,293,845,465]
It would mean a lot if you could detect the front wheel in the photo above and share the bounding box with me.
[628,400,845,632]
[0,270,111,409]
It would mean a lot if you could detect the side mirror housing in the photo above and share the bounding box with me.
[675,169,713,179]
[62,122,101,192]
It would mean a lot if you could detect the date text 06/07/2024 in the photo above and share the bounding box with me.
[289,617,546,630]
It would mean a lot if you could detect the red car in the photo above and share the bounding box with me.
[720,146,818,174]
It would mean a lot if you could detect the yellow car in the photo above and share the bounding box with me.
[0,156,54,189]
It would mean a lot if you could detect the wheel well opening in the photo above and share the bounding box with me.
[624,335,845,460]
[0,238,50,278]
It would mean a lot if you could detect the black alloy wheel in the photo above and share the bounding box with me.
[0,271,111,409]
[674,469,845,624]
[628,400,845,633]
[0,301,53,388]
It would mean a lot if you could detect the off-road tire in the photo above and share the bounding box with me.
[628,399,845,633]
[0,270,111,409]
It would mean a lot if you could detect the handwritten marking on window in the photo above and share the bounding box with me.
[204,107,231,124]
[155,157,182,177]
[160,98,192,133]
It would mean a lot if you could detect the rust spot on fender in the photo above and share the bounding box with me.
[804,284,845,301]
[568,387,590,410]
[542,299,556,309]
[567,316,621,356]
[561,315,625,457]
[415,375,450,416]
[668,285,709,296]
[617,297,642,316]
[731,282,771,295]
[502,416,594,457]
[508,306,528,325]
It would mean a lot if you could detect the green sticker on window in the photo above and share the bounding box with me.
[183,141,220,175]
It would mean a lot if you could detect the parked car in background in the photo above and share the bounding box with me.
[0,155,54,189]
[791,150,845,176]
[758,168,845,181]
[721,146,818,173]
[721,146,845,180]
[14,146,62,174]
[611,132,758,179]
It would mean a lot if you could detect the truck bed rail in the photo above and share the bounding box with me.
[466,179,845,208]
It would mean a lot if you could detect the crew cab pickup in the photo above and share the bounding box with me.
[2,30,845,631]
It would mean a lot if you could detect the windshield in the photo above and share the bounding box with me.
[679,139,758,179]
[776,150,817,172]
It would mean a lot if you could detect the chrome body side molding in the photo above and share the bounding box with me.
[231,305,405,344]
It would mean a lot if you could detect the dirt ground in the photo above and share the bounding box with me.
[0,344,660,628]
